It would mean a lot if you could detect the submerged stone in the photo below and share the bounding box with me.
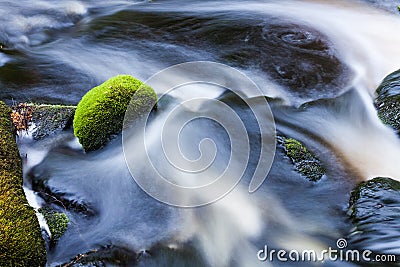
[30,169,97,217]
[60,242,206,267]
[60,246,136,267]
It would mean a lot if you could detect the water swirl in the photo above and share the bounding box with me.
[123,61,276,207]
[265,24,329,54]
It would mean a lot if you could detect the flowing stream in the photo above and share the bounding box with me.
[2,0,400,266]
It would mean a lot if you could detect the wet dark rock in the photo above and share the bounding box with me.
[59,242,207,267]
[347,177,400,256]
[67,262,105,267]
[37,183,96,217]
[136,243,206,267]
[30,104,76,140]
[375,69,400,135]
[59,246,137,267]
[30,170,96,216]
[85,11,349,100]
[278,135,325,182]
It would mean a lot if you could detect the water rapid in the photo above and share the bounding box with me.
[2,0,400,266]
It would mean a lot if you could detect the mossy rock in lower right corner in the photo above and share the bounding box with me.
[0,101,46,266]
[73,75,157,151]
[349,177,400,208]
[347,177,400,255]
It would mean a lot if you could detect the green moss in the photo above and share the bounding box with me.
[38,207,69,241]
[73,75,157,151]
[284,138,310,162]
[0,101,46,266]
[283,137,325,182]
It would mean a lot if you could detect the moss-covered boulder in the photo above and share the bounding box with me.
[375,69,400,134]
[280,136,325,182]
[38,206,69,242]
[347,177,400,255]
[73,75,157,151]
[0,101,46,266]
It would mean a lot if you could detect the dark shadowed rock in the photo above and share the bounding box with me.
[30,104,76,140]
[375,69,400,135]
[347,177,400,257]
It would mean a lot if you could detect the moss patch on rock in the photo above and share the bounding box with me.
[280,136,325,182]
[0,101,46,266]
[38,206,69,242]
[73,75,157,151]
[375,69,400,134]
[30,104,76,140]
